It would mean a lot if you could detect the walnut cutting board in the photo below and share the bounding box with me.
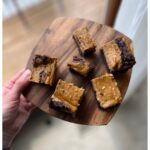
[25,17,132,125]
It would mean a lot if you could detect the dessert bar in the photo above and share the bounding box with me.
[50,79,85,113]
[30,55,57,85]
[101,36,136,73]
[91,74,122,109]
[73,27,96,56]
[68,56,94,77]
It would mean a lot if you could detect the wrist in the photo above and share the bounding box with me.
[3,125,17,148]
[3,131,13,148]
[3,148,11,150]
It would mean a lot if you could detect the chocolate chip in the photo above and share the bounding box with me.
[118,41,124,47]
[73,56,85,64]
[39,71,46,83]
[33,55,50,67]
[33,55,43,67]
[43,56,50,65]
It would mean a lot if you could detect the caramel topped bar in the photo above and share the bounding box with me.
[73,27,96,56]
[30,55,57,85]
[50,79,85,113]
[68,56,94,77]
[101,36,136,73]
[91,74,122,109]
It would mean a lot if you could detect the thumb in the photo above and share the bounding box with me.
[10,69,31,99]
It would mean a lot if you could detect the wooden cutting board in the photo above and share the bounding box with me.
[25,17,132,125]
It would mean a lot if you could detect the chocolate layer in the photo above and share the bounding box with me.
[49,100,71,113]
[115,38,136,72]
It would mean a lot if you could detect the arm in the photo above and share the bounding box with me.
[3,69,34,149]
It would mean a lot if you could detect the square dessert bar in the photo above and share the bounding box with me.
[91,74,122,109]
[101,36,136,73]
[30,55,57,85]
[50,79,85,113]
[68,56,94,77]
[73,27,96,56]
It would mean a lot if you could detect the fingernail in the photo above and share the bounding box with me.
[22,69,31,80]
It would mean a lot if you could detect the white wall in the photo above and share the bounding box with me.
[114,0,147,100]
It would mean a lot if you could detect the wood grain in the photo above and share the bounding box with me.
[25,17,132,125]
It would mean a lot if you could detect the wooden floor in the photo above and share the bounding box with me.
[3,0,106,83]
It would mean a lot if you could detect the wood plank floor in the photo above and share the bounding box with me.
[3,0,106,83]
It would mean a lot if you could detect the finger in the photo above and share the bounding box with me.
[26,103,36,113]
[24,102,35,112]
[29,103,36,110]
[10,69,31,99]
[20,94,29,102]
[20,95,31,107]
[20,95,35,111]
[4,69,25,90]
[12,108,32,133]
[21,101,35,115]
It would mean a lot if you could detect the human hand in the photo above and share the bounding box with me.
[3,69,34,148]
